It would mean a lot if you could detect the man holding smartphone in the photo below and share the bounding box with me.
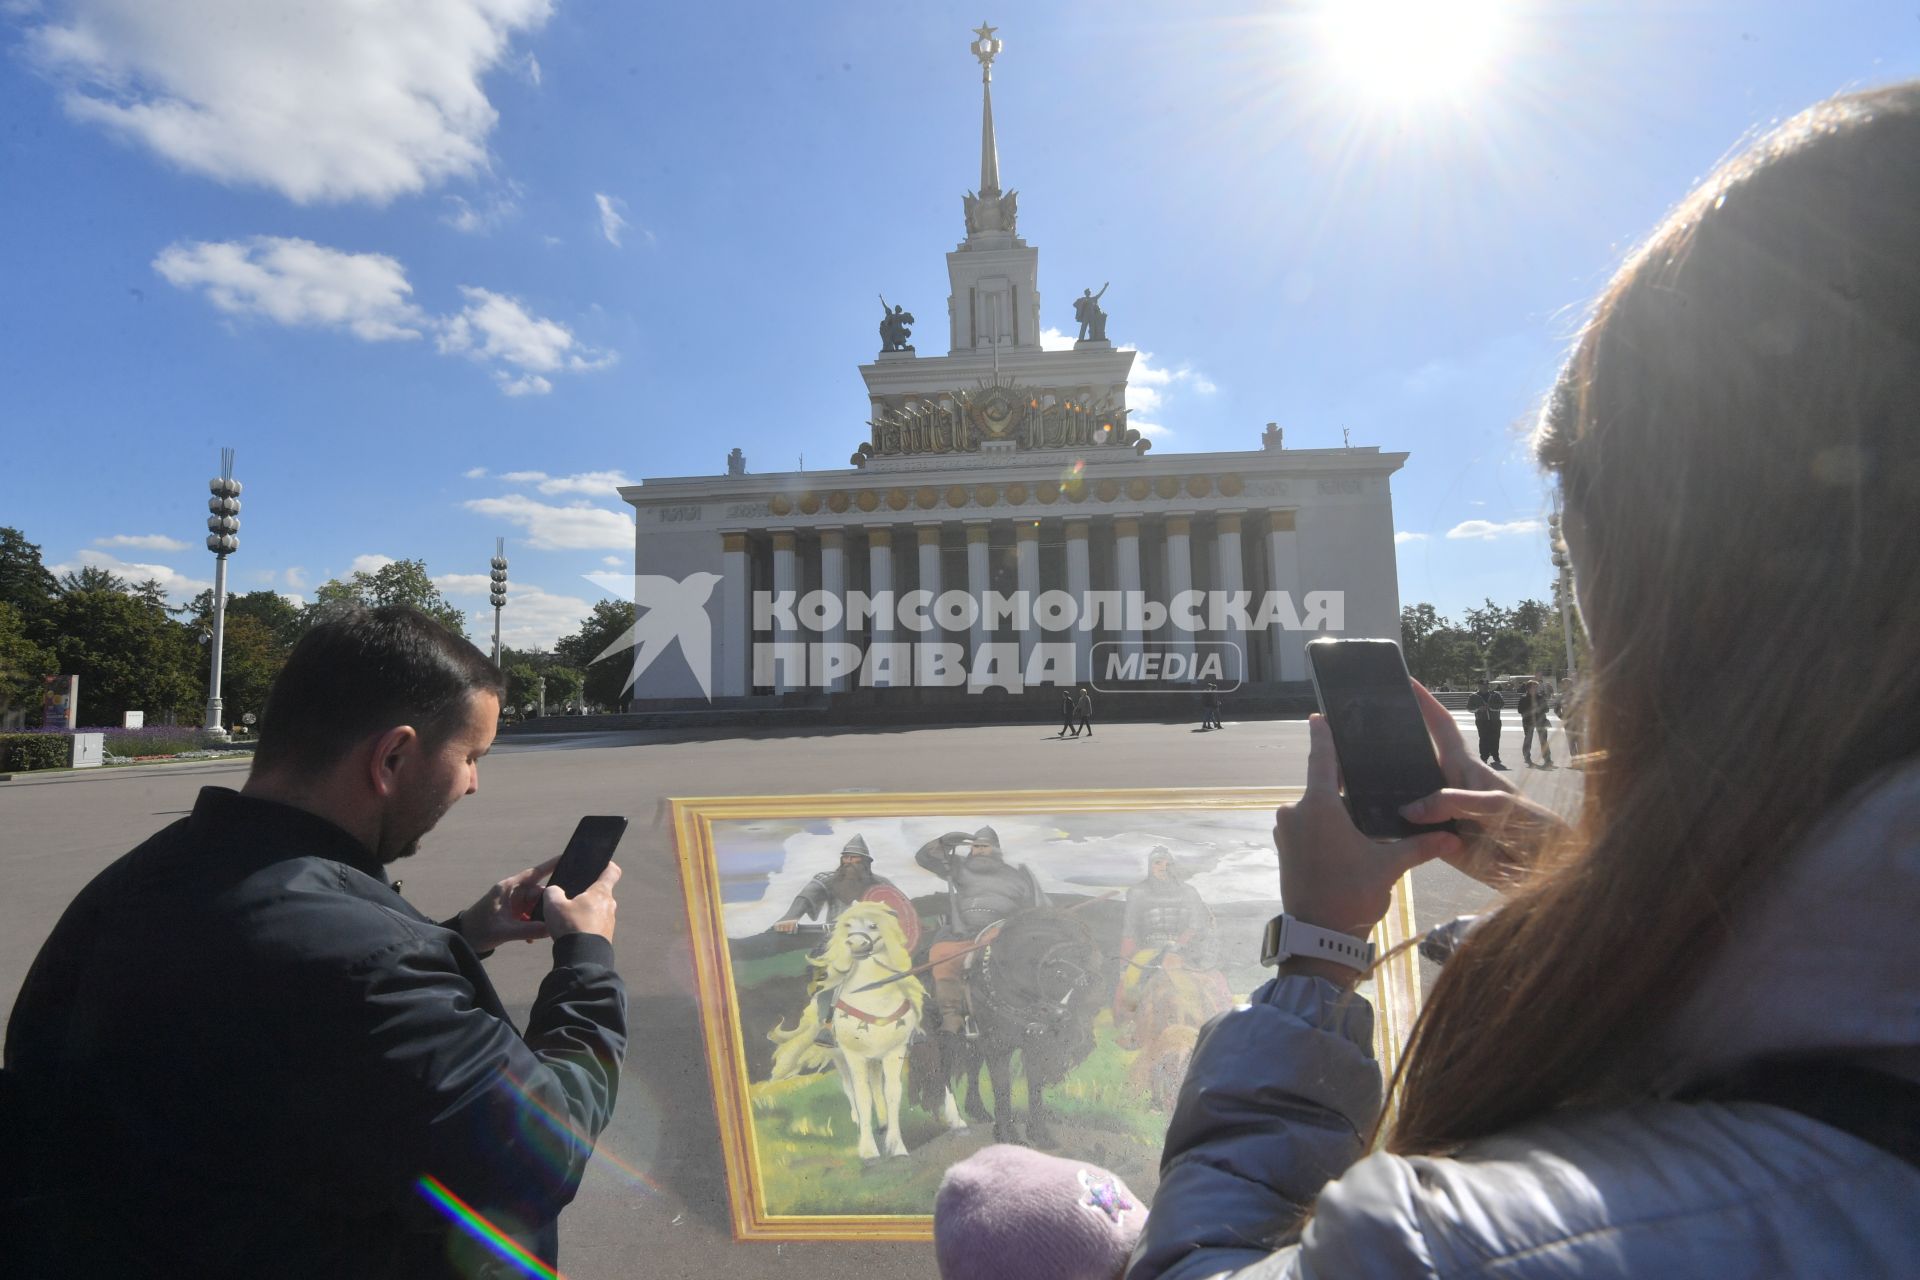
[5,606,627,1279]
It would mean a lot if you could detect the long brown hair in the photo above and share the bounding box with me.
[1388,83,1920,1155]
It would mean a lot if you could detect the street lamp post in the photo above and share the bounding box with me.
[489,538,508,668]
[203,449,241,741]
[1548,508,1576,680]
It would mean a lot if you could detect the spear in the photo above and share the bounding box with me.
[849,888,1124,994]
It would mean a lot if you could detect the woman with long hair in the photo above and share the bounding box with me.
[1129,83,1920,1279]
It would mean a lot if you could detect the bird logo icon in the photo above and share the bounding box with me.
[587,572,723,700]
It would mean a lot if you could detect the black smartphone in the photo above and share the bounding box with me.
[1306,639,1456,840]
[532,816,628,921]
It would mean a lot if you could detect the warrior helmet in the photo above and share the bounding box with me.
[838,834,873,863]
[968,825,1003,856]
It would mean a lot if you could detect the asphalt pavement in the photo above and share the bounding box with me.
[0,715,1576,1279]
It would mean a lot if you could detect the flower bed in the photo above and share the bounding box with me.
[1,727,256,771]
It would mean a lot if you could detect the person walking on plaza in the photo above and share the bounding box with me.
[1467,678,1505,768]
[1199,680,1224,731]
[4,607,628,1278]
[1059,686,1077,738]
[1075,683,1094,737]
[1534,676,1558,768]
[1516,677,1540,766]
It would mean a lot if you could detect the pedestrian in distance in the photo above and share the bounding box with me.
[1075,683,1094,738]
[1201,680,1224,731]
[1467,678,1505,769]
[1059,687,1077,738]
[1534,676,1557,769]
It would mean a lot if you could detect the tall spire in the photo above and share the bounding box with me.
[963,23,1017,239]
[973,22,1001,196]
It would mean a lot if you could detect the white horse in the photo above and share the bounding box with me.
[769,902,957,1158]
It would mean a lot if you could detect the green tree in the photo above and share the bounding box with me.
[190,588,307,652]
[38,586,200,725]
[60,565,129,595]
[0,601,57,724]
[203,612,285,726]
[0,528,59,620]
[556,600,636,712]
[312,559,466,636]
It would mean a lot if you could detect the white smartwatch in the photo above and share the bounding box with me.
[1260,913,1376,972]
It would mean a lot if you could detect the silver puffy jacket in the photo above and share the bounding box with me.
[1129,761,1920,1280]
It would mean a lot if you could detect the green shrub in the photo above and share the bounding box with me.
[0,734,71,771]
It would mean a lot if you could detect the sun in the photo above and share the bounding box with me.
[1315,0,1511,103]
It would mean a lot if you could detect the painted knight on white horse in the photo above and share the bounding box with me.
[768,901,961,1158]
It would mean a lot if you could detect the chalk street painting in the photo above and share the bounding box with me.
[673,788,1421,1240]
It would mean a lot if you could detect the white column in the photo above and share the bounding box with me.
[1216,512,1245,686]
[1267,510,1303,681]
[867,525,895,688]
[1015,521,1040,671]
[1164,514,1194,672]
[771,530,797,694]
[820,527,848,693]
[720,532,749,697]
[1066,518,1091,681]
[918,524,944,646]
[965,523,991,661]
[1113,515,1143,663]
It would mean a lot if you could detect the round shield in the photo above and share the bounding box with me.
[860,884,922,953]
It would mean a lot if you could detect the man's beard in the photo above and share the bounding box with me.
[831,864,875,903]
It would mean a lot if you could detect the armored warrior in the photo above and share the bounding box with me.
[915,826,1049,1036]
[1118,847,1211,960]
[1114,847,1220,1010]
[770,834,899,934]
[771,835,915,1047]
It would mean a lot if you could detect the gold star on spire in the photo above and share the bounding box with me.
[973,22,997,41]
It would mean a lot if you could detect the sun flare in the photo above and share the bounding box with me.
[1316,0,1511,102]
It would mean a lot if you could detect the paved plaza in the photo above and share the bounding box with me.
[0,717,1573,1279]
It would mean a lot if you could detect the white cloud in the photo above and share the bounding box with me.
[496,372,553,397]
[278,592,306,608]
[441,182,523,234]
[283,566,309,590]
[600,555,622,567]
[26,0,555,204]
[520,52,542,87]
[52,549,210,601]
[95,533,187,552]
[439,286,614,378]
[154,237,425,340]
[463,494,634,551]
[1446,519,1545,541]
[1120,348,1211,437]
[1395,531,1429,545]
[158,240,617,395]
[1039,326,1075,352]
[462,467,489,480]
[490,469,632,497]
[594,192,629,247]
[433,573,592,650]
[350,553,395,574]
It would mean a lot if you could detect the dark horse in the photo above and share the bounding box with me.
[915,907,1102,1147]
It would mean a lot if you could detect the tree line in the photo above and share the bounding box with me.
[1400,595,1588,688]
[0,527,635,730]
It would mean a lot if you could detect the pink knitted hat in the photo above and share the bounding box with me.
[934,1145,1146,1280]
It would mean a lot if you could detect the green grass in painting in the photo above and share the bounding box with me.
[750,1013,1169,1216]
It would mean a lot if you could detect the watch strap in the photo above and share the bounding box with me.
[1260,913,1375,972]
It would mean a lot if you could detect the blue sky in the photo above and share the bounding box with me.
[3,1,1915,647]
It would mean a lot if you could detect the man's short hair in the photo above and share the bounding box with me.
[252,606,504,774]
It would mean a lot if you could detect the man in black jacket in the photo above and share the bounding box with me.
[4,606,627,1278]
[1467,679,1505,769]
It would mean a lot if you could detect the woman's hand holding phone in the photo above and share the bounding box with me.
[1400,681,1574,890]
[1274,715,1461,957]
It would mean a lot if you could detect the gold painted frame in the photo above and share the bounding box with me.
[673,787,1421,1242]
